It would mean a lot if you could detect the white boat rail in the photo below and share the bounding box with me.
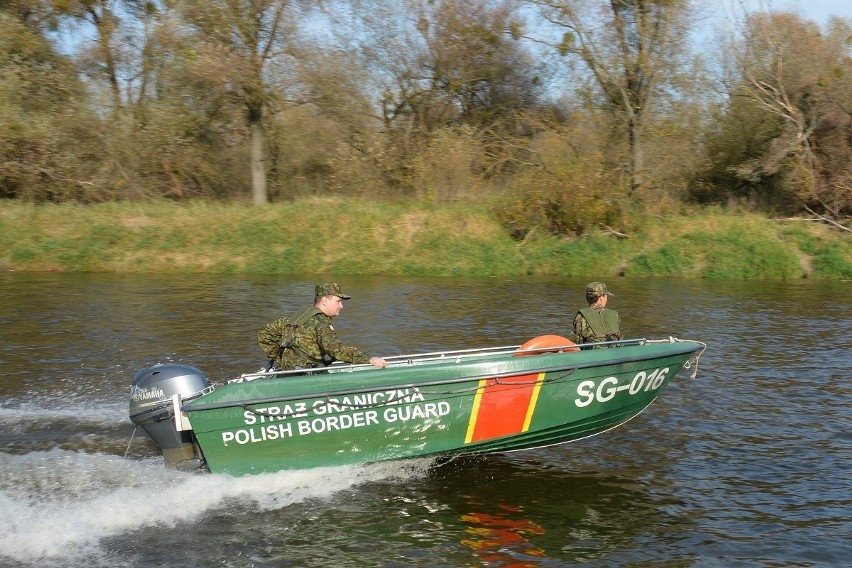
[229,337,652,383]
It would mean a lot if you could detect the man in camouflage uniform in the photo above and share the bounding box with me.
[258,283,388,371]
[572,282,622,349]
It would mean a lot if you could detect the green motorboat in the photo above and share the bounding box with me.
[129,336,705,476]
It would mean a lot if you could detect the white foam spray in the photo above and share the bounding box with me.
[0,448,431,565]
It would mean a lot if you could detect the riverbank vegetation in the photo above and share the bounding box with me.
[1,2,850,279]
[2,2,851,223]
[1,201,849,279]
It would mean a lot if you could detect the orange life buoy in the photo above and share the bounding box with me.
[514,334,579,356]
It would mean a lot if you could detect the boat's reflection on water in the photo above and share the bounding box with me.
[460,506,546,567]
[426,453,679,565]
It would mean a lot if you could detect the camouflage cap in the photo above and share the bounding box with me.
[315,282,351,299]
[585,281,614,299]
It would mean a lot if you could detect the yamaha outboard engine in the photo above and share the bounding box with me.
[129,363,211,471]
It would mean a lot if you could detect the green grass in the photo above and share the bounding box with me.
[625,229,802,279]
[0,199,849,279]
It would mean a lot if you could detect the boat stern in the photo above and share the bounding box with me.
[129,363,211,470]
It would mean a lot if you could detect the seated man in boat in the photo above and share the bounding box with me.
[572,282,622,349]
[258,283,388,371]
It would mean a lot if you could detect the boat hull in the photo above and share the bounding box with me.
[183,339,702,475]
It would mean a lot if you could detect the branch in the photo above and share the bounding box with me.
[601,224,629,239]
[517,226,537,247]
[38,168,95,187]
[802,204,852,232]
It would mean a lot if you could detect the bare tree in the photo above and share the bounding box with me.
[52,0,126,110]
[526,0,693,196]
[724,9,852,216]
[341,0,544,192]
[181,0,304,204]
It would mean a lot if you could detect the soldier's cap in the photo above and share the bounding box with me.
[315,282,351,299]
[585,281,614,298]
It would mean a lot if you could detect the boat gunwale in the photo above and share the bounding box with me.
[184,339,703,413]
[235,338,651,382]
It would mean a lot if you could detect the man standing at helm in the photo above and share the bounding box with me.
[573,282,622,348]
[258,283,388,371]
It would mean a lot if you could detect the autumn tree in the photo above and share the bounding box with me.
[39,0,248,200]
[0,4,104,201]
[342,0,545,196]
[720,10,852,217]
[527,0,695,197]
[180,0,306,204]
[51,0,127,111]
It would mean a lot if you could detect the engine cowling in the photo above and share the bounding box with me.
[129,363,210,470]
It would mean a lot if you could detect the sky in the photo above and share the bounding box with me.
[53,1,852,63]
[724,0,852,26]
[694,1,852,50]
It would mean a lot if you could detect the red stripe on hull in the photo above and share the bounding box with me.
[469,374,540,442]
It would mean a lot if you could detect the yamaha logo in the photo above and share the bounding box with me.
[131,385,166,402]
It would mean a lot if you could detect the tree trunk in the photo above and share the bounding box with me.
[249,106,268,205]
[628,114,643,195]
[89,7,122,110]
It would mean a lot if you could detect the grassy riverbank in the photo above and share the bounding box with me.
[1,200,850,278]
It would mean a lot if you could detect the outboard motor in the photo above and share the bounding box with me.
[129,363,211,471]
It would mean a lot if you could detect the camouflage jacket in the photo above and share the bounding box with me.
[257,306,372,370]
[572,307,622,348]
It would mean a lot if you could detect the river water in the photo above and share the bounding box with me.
[0,273,849,567]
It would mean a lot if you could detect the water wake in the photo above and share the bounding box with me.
[0,401,130,428]
[0,448,431,566]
